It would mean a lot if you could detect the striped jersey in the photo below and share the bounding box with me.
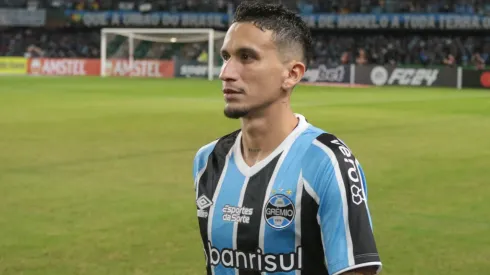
[193,114,382,275]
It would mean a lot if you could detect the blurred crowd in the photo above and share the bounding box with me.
[0,29,100,59]
[0,0,489,69]
[1,0,490,14]
[311,33,490,69]
[1,28,488,69]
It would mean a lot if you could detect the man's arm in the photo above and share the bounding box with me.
[310,134,382,275]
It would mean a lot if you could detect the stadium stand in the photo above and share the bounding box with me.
[2,29,489,69]
[0,0,489,81]
[2,0,490,13]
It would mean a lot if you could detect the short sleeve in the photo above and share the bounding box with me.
[313,134,382,275]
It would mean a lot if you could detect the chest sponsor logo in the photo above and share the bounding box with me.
[222,205,254,224]
[205,242,302,272]
[264,194,295,229]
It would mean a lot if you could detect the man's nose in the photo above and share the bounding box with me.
[219,59,239,82]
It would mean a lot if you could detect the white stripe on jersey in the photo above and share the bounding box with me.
[207,147,233,275]
[302,177,320,204]
[258,146,289,275]
[233,176,250,275]
[295,171,304,275]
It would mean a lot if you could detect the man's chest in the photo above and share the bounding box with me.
[195,154,305,249]
[201,179,300,233]
[195,161,306,273]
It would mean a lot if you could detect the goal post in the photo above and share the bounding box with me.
[100,28,226,80]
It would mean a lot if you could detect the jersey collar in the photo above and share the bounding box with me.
[233,114,309,177]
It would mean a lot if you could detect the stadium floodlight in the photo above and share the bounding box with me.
[100,28,226,80]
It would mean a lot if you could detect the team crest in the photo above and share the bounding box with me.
[264,194,295,229]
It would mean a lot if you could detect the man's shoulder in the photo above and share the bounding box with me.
[312,132,355,155]
[195,129,241,160]
[300,124,348,156]
[307,130,359,165]
[300,129,365,195]
[301,126,360,174]
[193,129,241,180]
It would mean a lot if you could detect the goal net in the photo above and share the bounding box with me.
[100,28,226,80]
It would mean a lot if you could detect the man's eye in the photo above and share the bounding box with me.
[241,54,250,60]
[222,54,230,60]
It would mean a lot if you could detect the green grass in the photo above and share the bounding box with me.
[0,77,489,275]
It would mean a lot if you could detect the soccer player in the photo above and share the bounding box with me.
[192,2,382,275]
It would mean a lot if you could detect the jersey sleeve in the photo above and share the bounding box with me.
[312,136,382,275]
[193,139,219,190]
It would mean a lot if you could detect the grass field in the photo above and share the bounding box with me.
[0,77,489,275]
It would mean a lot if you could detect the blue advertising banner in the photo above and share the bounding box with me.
[65,10,229,28]
[301,13,490,30]
[63,10,490,30]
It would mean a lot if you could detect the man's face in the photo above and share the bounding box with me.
[219,22,289,119]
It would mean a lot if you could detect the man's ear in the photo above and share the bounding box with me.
[282,61,306,90]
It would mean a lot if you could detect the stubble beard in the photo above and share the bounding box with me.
[223,99,276,120]
[223,106,250,119]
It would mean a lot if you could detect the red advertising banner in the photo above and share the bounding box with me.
[104,59,174,78]
[28,58,101,76]
[27,58,175,77]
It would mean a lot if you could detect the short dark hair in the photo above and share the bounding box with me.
[232,1,313,69]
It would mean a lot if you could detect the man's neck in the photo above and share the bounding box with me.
[240,103,299,167]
